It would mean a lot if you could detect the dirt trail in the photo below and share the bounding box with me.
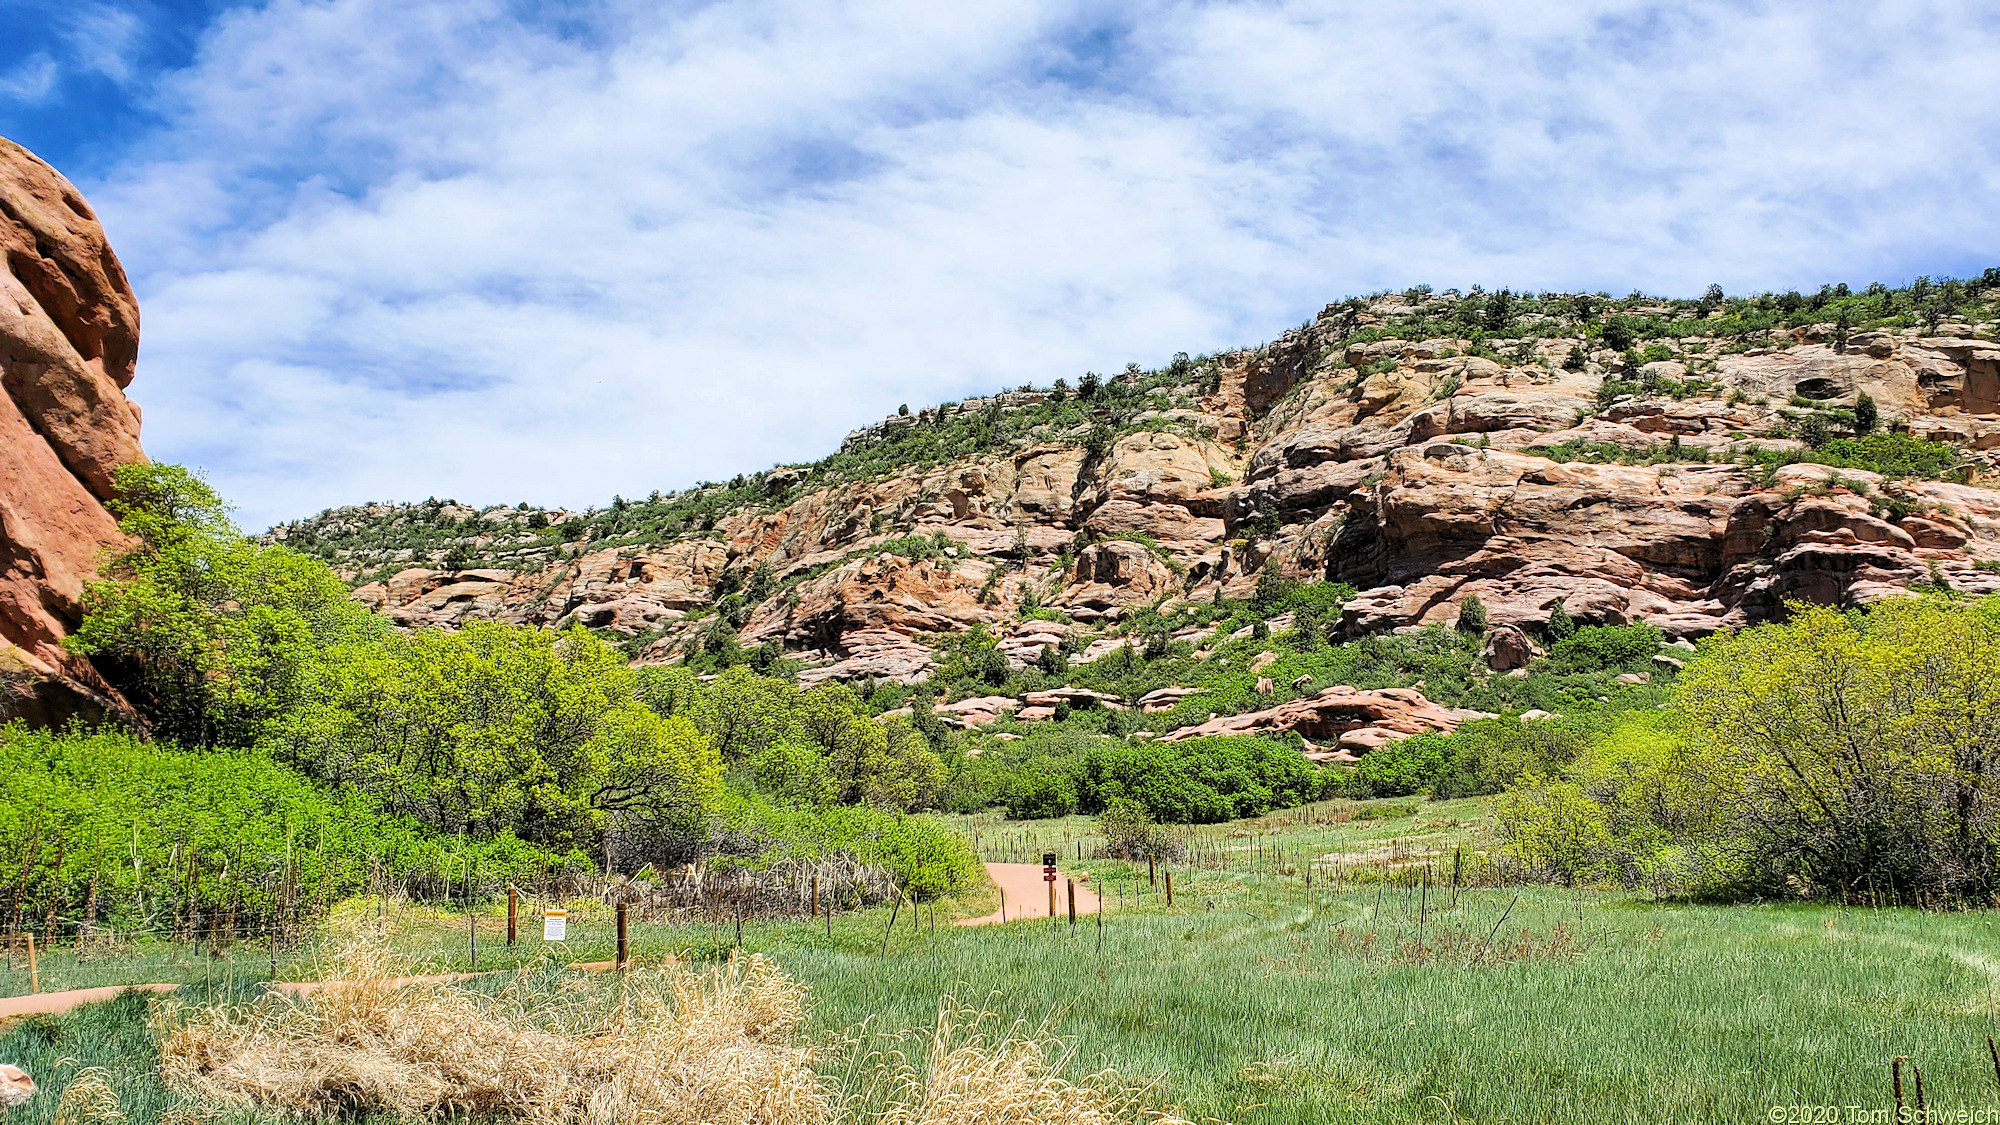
[957,862,1100,926]
[0,982,177,1019]
[0,963,637,1021]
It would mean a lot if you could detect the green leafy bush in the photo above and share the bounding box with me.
[703,791,982,899]
[1072,736,1323,823]
[1341,714,1602,799]
[1541,623,1663,673]
[1813,432,1960,477]
[1497,596,2000,901]
[0,724,585,927]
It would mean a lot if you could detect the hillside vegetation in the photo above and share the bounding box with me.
[251,276,2000,791]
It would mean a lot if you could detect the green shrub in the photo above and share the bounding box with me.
[1007,767,1081,819]
[1815,432,1959,477]
[1074,736,1321,823]
[1541,623,1663,673]
[1456,596,1487,634]
[1495,596,2000,901]
[1495,775,1613,885]
[1596,379,1643,407]
[1098,802,1185,860]
[1341,714,1599,799]
[0,724,583,925]
[704,792,981,899]
[1545,599,1577,641]
[1853,393,1878,435]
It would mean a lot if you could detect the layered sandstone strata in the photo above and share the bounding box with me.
[0,137,145,727]
[297,296,2000,689]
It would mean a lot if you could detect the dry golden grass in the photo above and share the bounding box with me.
[154,939,827,1125]
[857,1005,1189,1125]
[52,1068,125,1125]
[151,940,1187,1125]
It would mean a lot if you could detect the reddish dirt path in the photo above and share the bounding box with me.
[956,863,1101,926]
[0,962,638,1021]
[0,982,177,1019]
[0,975,491,1021]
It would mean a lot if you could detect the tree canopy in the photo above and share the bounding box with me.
[60,463,973,902]
[1500,596,2000,901]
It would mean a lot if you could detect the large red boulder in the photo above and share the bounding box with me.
[0,136,146,727]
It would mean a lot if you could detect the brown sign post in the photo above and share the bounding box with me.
[1043,852,1057,918]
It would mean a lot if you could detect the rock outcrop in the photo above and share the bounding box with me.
[280,288,2000,717]
[1157,685,1490,753]
[0,138,145,728]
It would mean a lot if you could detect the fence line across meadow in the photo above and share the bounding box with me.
[0,853,948,999]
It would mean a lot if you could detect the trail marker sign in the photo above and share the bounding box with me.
[543,908,567,941]
[1043,852,1057,882]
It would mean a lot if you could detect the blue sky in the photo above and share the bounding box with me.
[5,0,1999,529]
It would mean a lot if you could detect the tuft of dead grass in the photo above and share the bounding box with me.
[51,1068,124,1125]
[154,939,1188,1125]
[155,938,827,1125]
[857,1005,1190,1125]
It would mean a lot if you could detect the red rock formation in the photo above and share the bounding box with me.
[1157,685,1490,751]
[0,137,145,727]
[299,292,2000,687]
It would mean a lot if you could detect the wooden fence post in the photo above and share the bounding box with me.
[811,874,819,922]
[1067,879,1076,926]
[1164,870,1174,907]
[25,932,37,994]
[508,887,518,947]
[616,901,629,969]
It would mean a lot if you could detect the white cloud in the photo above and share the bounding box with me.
[60,2,147,85]
[74,0,2000,528]
[0,54,59,103]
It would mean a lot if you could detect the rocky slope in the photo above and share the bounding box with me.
[0,138,147,727]
[278,284,2000,693]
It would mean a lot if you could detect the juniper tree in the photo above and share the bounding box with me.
[1546,598,1576,641]
[1853,392,1878,436]
[1457,596,1488,635]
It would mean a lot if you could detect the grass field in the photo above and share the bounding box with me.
[5,798,1999,1123]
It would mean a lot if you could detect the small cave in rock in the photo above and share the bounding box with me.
[1794,377,1842,400]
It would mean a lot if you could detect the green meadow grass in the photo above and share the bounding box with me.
[5,798,1999,1123]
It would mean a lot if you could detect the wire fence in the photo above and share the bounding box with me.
[0,856,922,1000]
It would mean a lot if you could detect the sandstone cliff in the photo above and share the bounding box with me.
[0,137,146,727]
[279,284,2000,690]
